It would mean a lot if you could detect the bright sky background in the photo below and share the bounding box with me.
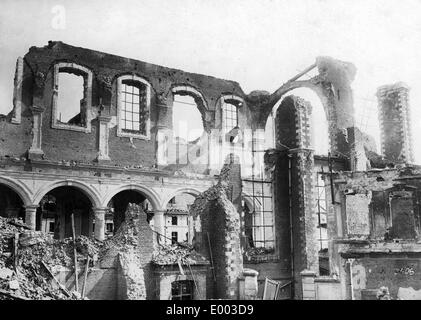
[1,0,421,161]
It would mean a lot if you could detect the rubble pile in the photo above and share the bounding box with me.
[189,162,241,234]
[0,216,102,300]
[152,242,208,265]
[103,203,148,300]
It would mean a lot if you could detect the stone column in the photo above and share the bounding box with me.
[95,115,112,162]
[289,148,318,299]
[93,207,107,241]
[28,105,45,159]
[153,210,166,243]
[25,205,38,230]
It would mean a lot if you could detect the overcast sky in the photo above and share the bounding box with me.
[1,0,421,161]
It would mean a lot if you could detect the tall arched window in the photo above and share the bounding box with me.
[116,75,151,139]
[171,86,207,166]
[221,95,244,133]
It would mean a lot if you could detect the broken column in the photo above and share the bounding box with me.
[93,207,107,241]
[24,205,38,230]
[376,82,413,164]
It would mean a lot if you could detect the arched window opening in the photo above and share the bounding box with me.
[172,94,204,143]
[107,190,153,237]
[0,184,25,220]
[164,193,197,245]
[37,186,93,240]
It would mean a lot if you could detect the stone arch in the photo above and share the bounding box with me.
[0,176,32,207]
[161,187,202,209]
[33,180,101,208]
[171,85,208,110]
[275,95,313,151]
[101,184,161,211]
[215,94,245,131]
[268,82,334,153]
[268,80,330,120]
[171,84,211,132]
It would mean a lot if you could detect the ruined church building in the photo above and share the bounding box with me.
[1,41,420,300]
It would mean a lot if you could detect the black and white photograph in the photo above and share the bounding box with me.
[0,0,421,307]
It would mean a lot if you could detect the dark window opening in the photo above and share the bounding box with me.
[171,231,178,244]
[171,280,194,300]
[121,80,148,135]
[389,190,417,240]
[48,222,55,233]
[106,223,114,233]
[370,189,419,241]
[171,216,178,226]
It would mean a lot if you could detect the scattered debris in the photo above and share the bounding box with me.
[376,286,391,300]
[152,242,208,266]
[0,216,101,300]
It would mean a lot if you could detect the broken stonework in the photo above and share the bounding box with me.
[117,250,146,300]
[190,160,243,299]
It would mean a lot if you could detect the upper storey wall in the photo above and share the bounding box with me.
[1,41,248,168]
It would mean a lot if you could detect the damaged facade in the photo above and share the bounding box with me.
[0,41,418,299]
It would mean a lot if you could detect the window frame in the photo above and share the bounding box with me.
[52,62,93,133]
[171,231,178,244]
[243,195,275,250]
[315,172,328,251]
[116,74,151,140]
[220,94,244,133]
[171,280,194,300]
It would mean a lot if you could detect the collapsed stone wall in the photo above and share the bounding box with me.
[334,166,421,300]
[85,203,154,300]
[0,202,154,300]
[190,159,243,299]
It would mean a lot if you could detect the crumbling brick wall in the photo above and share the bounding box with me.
[85,203,154,300]
[190,159,243,299]
[1,41,245,172]
[377,82,413,164]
